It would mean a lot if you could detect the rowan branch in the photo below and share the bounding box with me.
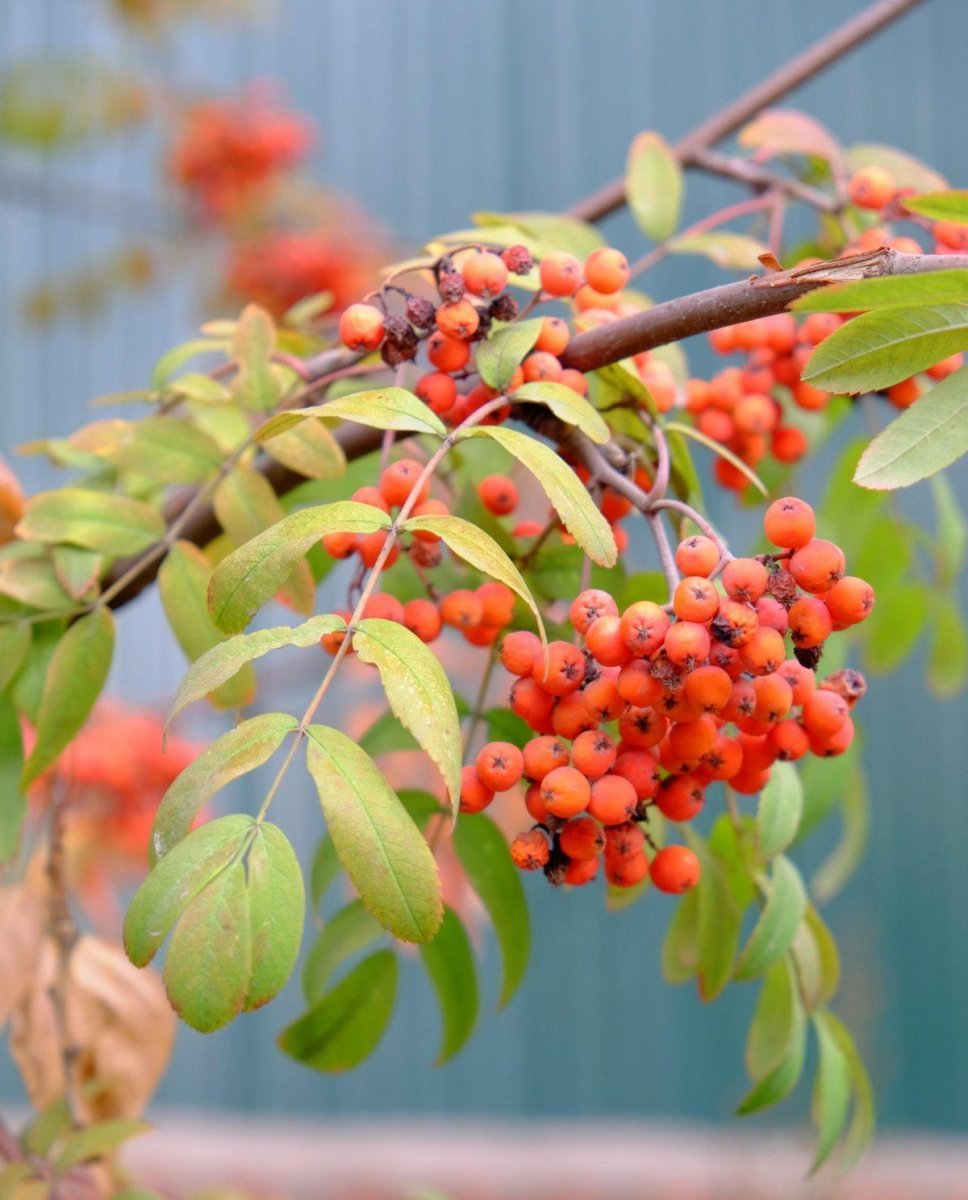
[568,0,929,224]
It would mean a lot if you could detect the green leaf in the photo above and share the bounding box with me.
[52,546,102,601]
[511,380,610,443]
[420,906,479,1064]
[21,1098,72,1158]
[476,319,542,391]
[279,950,398,1072]
[399,513,546,645]
[17,489,165,555]
[260,417,347,480]
[663,420,766,496]
[791,904,841,1011]
[661,887,700,984]
[305,725,442,944]
[352,619,462,817]
[794,269,968,312]
[734,856,807,982]
[669,232,769,271]
[811,762,870,905]
[163,857,251,1031]
[167,614,344,728]
[232,304,280,411]
[809,1010,852,1174]
[803,306,968,395]
[853,366,968,490]
[626,130,682,241]
[745,957,801,1081]
[124,813,254,967]
[0,696,25,863]
[163,372,232,404]
[152,338,224,390]
[737,993,807,1115]
[244,822,305,1011]
[932,474,967,586]
[691,834,743,1001]
[900,190,968,223]
[150,713,297,863]
[117,417,223,484]
[459,426,616,566]
[208,501,391,634]
[0,622,30,691]
[473,210,604,259]
[256,388,446,440]
[303,900,384,1002]
[823,1010,876,1170]
[310,835,341,909]
[22,607,114,787]
[159,541,257,712]
[757,761,803,860]
[359,709,420,756]
[864,581,928,671]
[928,593,968,697]
[0,558,73,611]
[452,812,530,1005]
[54,1119,150,1169]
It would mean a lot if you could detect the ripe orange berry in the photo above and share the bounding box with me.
[461,250,509,298]
[427,330,470,372]
[540,765,592,818]
[588,773,638,825]
[560,368,589,395]
[683,664,732,714]
[848,165,896,210]
[320,611,351,656]
[801,689,849,738]
[808,715,855,758]
[618,707,668,750]
[825,576,875,627]
[788,595,834,648]
[460,765,494,814]
[539,251,582,297]
[501,629,541,675]
[510,676,556,732]
[436,299,480,340]
[477,582,515,629]
[380,458,429,507]
[612,751,660,801]
[478,474,519,515]
[352,484,391,513]
[362,592,405,623]
[583,247,630,294]
[617,659,662,707]
[604,821,646,861]
[415,371,458,416]
[521,351,564,383]
[523,735,569,780]
[673,577,720,623]
[702,734,743,781]
[752,673,793,723]
[321,530,357,559]
[357,530,400,568]
[338,303,385,352]
[722,558,769,604]
[668,716,718,764]
[409,497,449,542]
[650,845,701,893]
[772,425,809,464]
[569,588,618,634]
[710,599,758,648]
[887,378,921,409]
[663,622,710,669]
[764,497,816,549]
[564,856,601,886]
[524,783,550,823]
[756,596,789,634]
[553,691,599,740]
[619,601,669,657]
[559,815,606,861]
[934,220,968,252]
[738,626,786,676]
[532,640,584,698]
[581,675,626,723]
[675,535,719,577]
[510,829,550,871]
[440,589,483,630]
[767,719,810,762]
[777,659,816,705]
[602,849,649,888]
[586,615,634,667]
[402,598,442,643]
[789,538,846,594]
[534,316,571,356]
[476,741,525,792]
[655,774,704,822]
[571,730,617,780]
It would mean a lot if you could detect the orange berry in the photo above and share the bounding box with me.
[321,530,357,559]
[569,588,618,634]
[764,497,816,549]
[559,815,606,861]
[618,707,668,750]
[436,299,480,340]
[611,751,660,801]
[887,378,921,409]
[808,715,855,757]
[663,622,710,669]
[788,595,834,648]
[427,330,470,372]
[540,765,592,818]
[477,582,515,629]
[710,599,758,649]
[440,589,483,630]
[476,741,524,792]
[789,538,846,594]
[604,821,646,860]
[848,165,895,210]
[523,735,569,781]
[752,673,793,723]
[534,639,587,696]
[564,856,601,886]
[352,484,391,513]
[801,689,849,738]
[338,303,385,352]
[825,576,875,627]
[605,850,650,888]
[683,664,732,714]
[655,774,704,822]
[539,251,582,297]
[461,250,508,298]
[501,629,541,676]
[524,783,550,823]
[767,719,810,762]
[588,773,637,825]
[734,393,778,435]
[702,734,743,781]
[511,829,550,871]
[357,530,400,568]
[619,601,669,657]
[380,458,429,507]
[617,659,663,708]
[776,659,816,705]
[552,691,598,740]
[510,676,556,732]
[722,558,769,604]
[403,598,442,643]
[320,611,351,656]
[534,316,571,356]
[560,368,588,395]
[478,474,519,515]
[738,626,786,676]
[415,371,458,417]
[673,577,720,623]
[460,765,493,814]
[675,535,719,577]
[650,845,701,893]
[581,675,626,723]
[583,247,630,295]
[771,425,809,463]
[571,730,617,780]
[756,596,789,634]
[521,351,563,383]
[586,615,634,667]
[410,497,449,542]
[668,716,718,764]
[362,592,404,623]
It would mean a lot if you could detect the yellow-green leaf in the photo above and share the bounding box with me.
[256,387,445,440]
[419,906,479,1064]
[626,131,682,241]
[117,417,224,484]
[511,380,610,443]
[244,823,305,1011]
[734,856,807,982]
[17,489,165,555]
[476,319,542,391]
[260,418,346,480]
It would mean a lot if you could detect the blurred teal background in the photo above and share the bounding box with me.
[1,0,966,1139]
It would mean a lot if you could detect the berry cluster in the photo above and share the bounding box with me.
[321,460,518,650]
[460,497,873,895]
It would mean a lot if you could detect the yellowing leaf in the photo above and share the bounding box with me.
[17,489,165,556]
[626,131,682,241]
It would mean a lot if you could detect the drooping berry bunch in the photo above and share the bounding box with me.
[461,497,873,895]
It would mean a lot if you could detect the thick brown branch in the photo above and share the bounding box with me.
[568,0,928,224]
